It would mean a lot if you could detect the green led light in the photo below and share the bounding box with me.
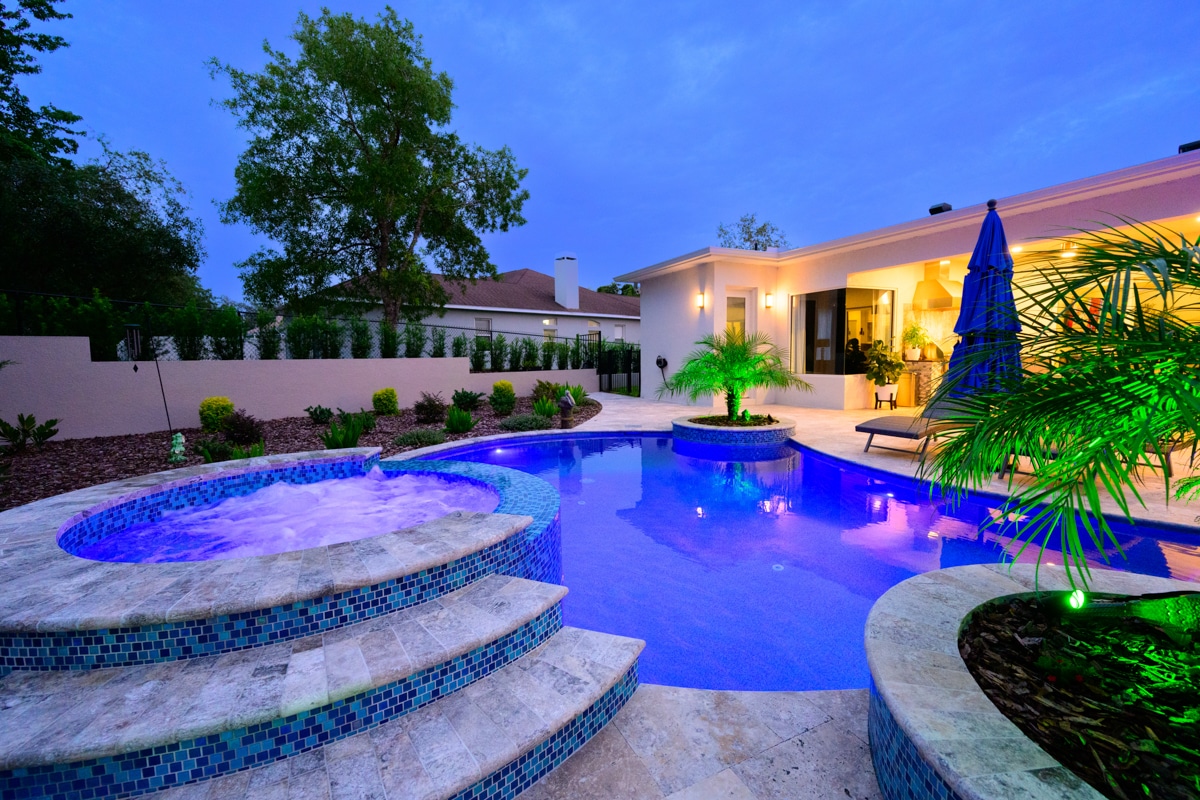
[1069,589,1086,610]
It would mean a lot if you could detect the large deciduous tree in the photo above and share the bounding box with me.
[211,8,529,324]
[716,213,789,251]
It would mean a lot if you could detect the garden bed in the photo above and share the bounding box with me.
[960,593,1200,800]
[0,398,600,511]
[688,414,780,427]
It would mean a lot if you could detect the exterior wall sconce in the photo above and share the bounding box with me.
[696,292,705,309]
[764,293,774,309]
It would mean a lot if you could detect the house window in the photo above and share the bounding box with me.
[542,317,557,341]
[613,324,625,342]
[474,317,492,344]
[587,319,600,345]
[789,288,895,375]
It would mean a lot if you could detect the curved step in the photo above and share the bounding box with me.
[1,511,540,671]
[0,576,566,798]
[158,627,643,800]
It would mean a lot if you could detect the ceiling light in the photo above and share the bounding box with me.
[1060,250,1077,258]
[939,259,951,266]
[1011,245,1023,253]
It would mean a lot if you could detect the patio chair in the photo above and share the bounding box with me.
[856,402,957,459]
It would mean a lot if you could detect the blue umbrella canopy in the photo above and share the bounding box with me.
[946,199,1022,394]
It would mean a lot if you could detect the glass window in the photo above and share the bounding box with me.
[613,324,625,341]
[474,318,492,344]
[726,296,746,337]
[790,288,895,375]
[788,295,804,374]
[543,328,557,341]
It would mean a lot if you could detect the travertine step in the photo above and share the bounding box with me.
[0,575,566,784]
[158,627,643,800]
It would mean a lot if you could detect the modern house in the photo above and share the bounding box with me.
[617,148,1200,410]
[422,255,640,344]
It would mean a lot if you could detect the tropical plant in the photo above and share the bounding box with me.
[230,441,265,459]
[901,320,931,351]
[921,220,1200,588]
[489,380,516,417]
[531,380,563,404]
[349,317,373,358]
[198,396,234,433]
[864,342,905,386]
[451,388,484,412]
[372,388,399,416]
[499,413,553,432]
[412,392,447,424]
[379,321,400,358]
[337,407,377,432]
[566,384,588,406]
[321,417,363,449]
[532,397,557,418]
[444,406,476,434]
[194,438,233,463]
[222,409,264,446]
[0,413,59,453]
[394,428,445,448]
[658,329,811,420]
[305,404,334,425]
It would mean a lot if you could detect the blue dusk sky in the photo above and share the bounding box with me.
[20,1,1200,301]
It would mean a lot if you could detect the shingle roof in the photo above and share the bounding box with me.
[437,269,639,317]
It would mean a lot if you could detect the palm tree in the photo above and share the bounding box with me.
[657,328,811,420]
[921,219,1200,588]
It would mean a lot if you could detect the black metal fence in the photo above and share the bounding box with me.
[597,342,640,394]
[0,289,636,375]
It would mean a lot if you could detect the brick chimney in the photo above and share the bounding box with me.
[554,253,579,309]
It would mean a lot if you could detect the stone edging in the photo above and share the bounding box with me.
[865,563,1193,800]
[671,415,796,446]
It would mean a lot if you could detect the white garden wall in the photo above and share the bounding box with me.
[0,336,599,439]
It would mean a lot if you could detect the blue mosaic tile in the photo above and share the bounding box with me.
[0,607,563,799]
[449,662,640,800]
[671,420,795,446]
[868,679,964,800]
[2,460,561,671]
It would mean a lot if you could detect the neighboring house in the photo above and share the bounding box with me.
[422,255,640,344]
[618,148,1200,410]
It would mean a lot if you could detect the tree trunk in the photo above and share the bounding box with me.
[725,390,740,420]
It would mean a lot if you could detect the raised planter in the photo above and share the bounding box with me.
[866,563,1192,800]
[671,415,796,460]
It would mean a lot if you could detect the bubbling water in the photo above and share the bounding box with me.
[77,467,499,563]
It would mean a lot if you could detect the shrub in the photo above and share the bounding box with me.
[508,339,523,371]
[403,323,426,358]
[532,380,564,404]
[394,429,445,448]
[321,418,363,449]
[445,406,477,434]
[541,340,555,370]
[0,413,59,453]
[172,300,209,361]
[317,317,344,358]
[451,333,469,358]
[567,384,588,406]
[489,380,516,417]
[305,404,333,425]
[230,441,265,459]
[570,337,583,369]
[337,407,377,432]
[532,397,557,418]
[451,388,485,412]
[194,437,233,463]
[254,309,281,360]
[199,397,234,433]
[521,337,540,370]
[499,413,553,432]
[284,315,319,359]
[222,409,264,446]
[379,322,400,358]
[468,339,486,372]
[413,392,447,424]
[372,388,399,416]
[556,341,570,370]
[208,305,246,360]
[490,334,508,372]
[349,317,373,358]
[430,326,447,358]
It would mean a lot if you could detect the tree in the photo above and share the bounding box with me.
[716,213,789,251]
[0,0,82,162]
[211,8,529,324]
[0,140,208,305]
[596,281,639,296]
[920,220,1200,588]
[657,329,811,420]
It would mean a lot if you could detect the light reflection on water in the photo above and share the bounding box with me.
[433,434,1200,691]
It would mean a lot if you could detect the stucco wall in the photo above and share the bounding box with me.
[0,336,599,439]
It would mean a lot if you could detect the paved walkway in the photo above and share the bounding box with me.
[517,392,1198,799]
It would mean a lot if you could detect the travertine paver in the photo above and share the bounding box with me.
[0,575,566,769]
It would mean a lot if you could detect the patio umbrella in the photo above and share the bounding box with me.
[945,199,1022,396]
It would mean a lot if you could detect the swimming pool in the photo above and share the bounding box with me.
[428,433,1200,691]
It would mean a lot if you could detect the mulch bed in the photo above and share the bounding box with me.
[960,594,1200,800]
[0,398,601,512]
[688,414,781,427]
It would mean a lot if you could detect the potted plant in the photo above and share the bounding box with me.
[901,321,930,361]
[864,340,904,408]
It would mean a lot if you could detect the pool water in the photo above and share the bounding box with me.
[77,468,499,563]
[431,434,1200,691]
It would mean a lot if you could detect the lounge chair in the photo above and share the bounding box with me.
[856,403,956,458]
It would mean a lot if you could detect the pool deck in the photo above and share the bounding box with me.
[517,392,1198,800]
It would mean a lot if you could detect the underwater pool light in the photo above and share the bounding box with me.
[1069,589,1086,610]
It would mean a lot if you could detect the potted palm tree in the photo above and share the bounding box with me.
[901,321,930,361]
[864,340,904,408]
[657,328,810,422]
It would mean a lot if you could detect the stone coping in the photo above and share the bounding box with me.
[672,415,795,441]
[865,564,1195,800]
[0,449,548,636]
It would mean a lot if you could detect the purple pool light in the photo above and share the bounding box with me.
[76,467,499,563]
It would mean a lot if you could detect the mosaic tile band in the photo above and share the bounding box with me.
[449,662,640,800]
[671,416,796,446]
[2,461,561,671]
[868,680,964,800]
[0,607,563,799]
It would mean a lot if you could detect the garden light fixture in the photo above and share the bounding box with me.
[1069,589,1086,610]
